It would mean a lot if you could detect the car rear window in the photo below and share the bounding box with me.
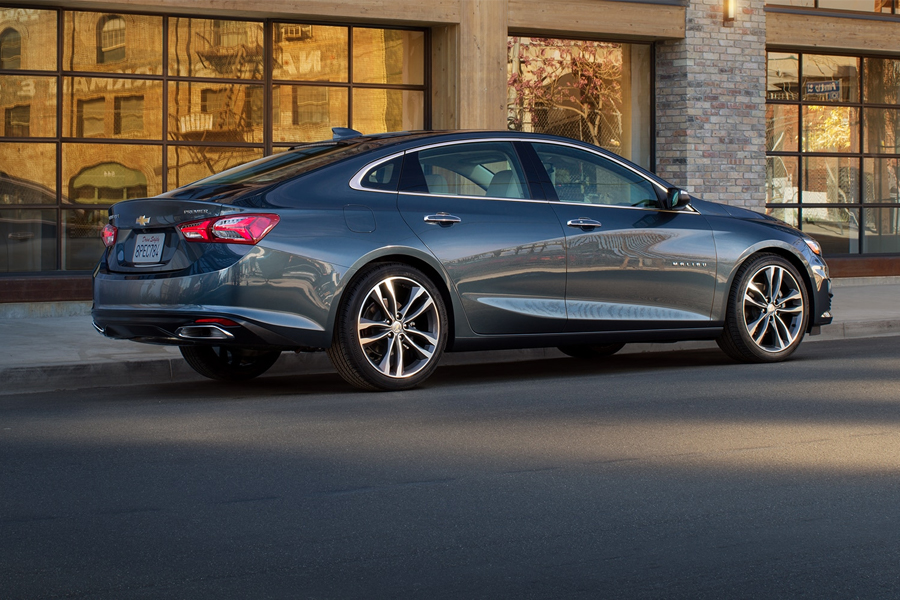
[180,143,363,188]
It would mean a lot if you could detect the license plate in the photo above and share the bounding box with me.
[132,233,165,264]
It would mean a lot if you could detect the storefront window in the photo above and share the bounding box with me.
[0,5,427,273]
[507,37,651,169]
[767,51,900,255]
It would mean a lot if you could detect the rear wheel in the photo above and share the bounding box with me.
[180,346,281,381]
[717,253,809,363]
[328,263,448,391]
[557,343,625,359]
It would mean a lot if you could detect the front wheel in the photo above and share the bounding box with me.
[716,254,809,363]
[327,263,448,391]
[180,346,282,381]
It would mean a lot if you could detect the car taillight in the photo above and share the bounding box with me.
[179,213,280,245]
[101,224,117,247]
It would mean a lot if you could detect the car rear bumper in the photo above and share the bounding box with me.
[92,305,330,350]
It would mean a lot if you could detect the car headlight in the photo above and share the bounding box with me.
[803,237,822,256]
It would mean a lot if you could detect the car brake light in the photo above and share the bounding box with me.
[101,224,117,247]
[179,213,280,245]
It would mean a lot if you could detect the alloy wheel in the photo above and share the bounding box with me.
[741,264,805,353]
[356,276,441,379]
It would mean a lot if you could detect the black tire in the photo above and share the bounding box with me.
[180,346,281,381]
[327,263,448,391]
[716,253,809,363]
[557,343,625,359]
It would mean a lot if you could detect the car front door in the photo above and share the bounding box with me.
[526,141,718,332]
[397,140,567,335]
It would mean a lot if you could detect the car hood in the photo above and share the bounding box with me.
[690,198,783,223]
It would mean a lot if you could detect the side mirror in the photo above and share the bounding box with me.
[665,188,692,211]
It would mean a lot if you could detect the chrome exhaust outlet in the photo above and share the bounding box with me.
[92,321,105,334]
[175,324,235,340]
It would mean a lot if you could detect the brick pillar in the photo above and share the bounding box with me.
[655,0,767,210]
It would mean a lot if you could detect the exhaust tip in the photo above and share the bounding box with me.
[175,324,235,340]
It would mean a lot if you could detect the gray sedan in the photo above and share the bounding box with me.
[92,130,833,390]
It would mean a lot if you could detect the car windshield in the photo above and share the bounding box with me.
[181,143,361,188]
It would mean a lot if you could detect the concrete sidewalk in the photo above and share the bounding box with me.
[1,277,898,395]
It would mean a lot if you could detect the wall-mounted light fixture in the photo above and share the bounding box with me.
[724,0,737,23]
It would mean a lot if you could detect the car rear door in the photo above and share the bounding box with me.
[396,140,567,335]
[525,141,718,332]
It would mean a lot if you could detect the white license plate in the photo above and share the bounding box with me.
[132,233,165,264]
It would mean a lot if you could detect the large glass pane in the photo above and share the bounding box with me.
[0,8,58,71]
[766,104,798,152]
[802,156,859,204]
[352,88,423,135]
[863,207,900,253]
[63,208,105,270]
[353,28,424,85]
[63,78,162,139]
[0,143,56,204]
[864,108,900,154]
[169,18,264,79]
[802,55,859,103]
[168,82,264,144]
[508,38,651,168]
[864,57,900,105]
[818,0,893,11]
[273,84,347,143]
[767,156,799,204]
[62,143,161,204]
[802,207,859,255]
[767,52,799,101]
[802,106,859,153]
[272,24,348,82]
[0,208,56,272]
[863,158,900,203]
[167,146,264,190]
[0,75,56,137]
[63,12,163,75]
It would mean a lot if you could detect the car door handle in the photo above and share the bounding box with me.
[424,213,461,226]
[567,218,602,230]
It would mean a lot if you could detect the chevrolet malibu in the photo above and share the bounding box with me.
[92,129,833,391]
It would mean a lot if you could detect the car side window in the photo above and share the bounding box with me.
[399,141,530,199]
[359,155,403,191]
[532,143,660,208]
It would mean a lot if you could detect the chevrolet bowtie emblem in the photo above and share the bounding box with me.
[136,215,150,226]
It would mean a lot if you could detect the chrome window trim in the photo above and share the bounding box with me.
[397,190,550,204]
[553,199,701,214]
[348,137,682,209]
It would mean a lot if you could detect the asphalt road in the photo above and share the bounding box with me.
[3,336,900,599]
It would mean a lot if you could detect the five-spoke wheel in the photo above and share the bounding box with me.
[328,264,447,391]
[717,254,809,362]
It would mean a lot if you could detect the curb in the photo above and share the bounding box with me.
[3,322,899,396]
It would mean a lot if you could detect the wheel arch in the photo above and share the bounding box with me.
[724,244,817,333]
[327,248,462,350]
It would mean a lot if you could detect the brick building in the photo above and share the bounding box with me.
[1,0,899,302]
